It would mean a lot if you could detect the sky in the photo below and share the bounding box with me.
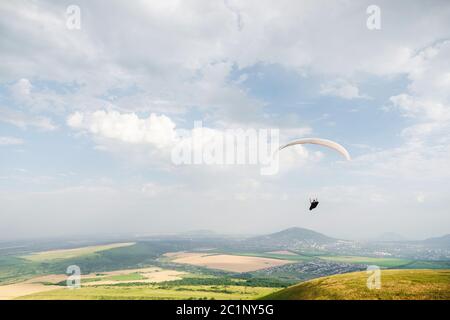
[1,0,450,241]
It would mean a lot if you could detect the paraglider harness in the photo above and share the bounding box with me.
[309,198,319,211]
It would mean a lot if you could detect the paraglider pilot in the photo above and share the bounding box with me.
[309,198,319,211]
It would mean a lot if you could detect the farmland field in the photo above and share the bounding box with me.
[0,266,186,300]
[228,251,313,262]
[0,282,60,300]
[165,252,294,272]
[79,268,186,285]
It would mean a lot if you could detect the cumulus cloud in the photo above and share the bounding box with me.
[66,109,319,177]
[67,110,178,148]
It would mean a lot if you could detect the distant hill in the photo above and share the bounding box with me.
[264,227,335,242]
[422,234,450,246]
[262,269,450,300]
[241,227,336,251]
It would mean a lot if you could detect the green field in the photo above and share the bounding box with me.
[320,255,412,267]
[0,256,45,285]
[22,243,135,262]
[262,269,450,300]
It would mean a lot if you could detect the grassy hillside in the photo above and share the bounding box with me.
[20,284,277,300]
[262,269,450,300]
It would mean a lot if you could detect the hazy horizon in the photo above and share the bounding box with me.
[0,224,447,243]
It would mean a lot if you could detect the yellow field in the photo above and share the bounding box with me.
[165,252,293,272]
[22,242,135,262]
[0,282,60,300]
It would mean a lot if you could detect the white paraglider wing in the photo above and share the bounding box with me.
[279,138,351,161]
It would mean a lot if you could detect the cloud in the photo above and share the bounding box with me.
[350,40,450,183]
[353,143,450,180]
[9,78,32,99]
[320,79,369,100]
[390,94,450,122]
[389,41,450,142]
[6,78,82,114]
[67,110,178,148]
[65,108,320,182]
[0,107,57,131]
[0,136,24,145]
[1,1,449,121]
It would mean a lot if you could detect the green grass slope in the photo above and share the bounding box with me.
[262,269,450,300]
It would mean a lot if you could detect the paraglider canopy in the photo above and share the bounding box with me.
[278,137,350,212]
[278,138,351,161]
